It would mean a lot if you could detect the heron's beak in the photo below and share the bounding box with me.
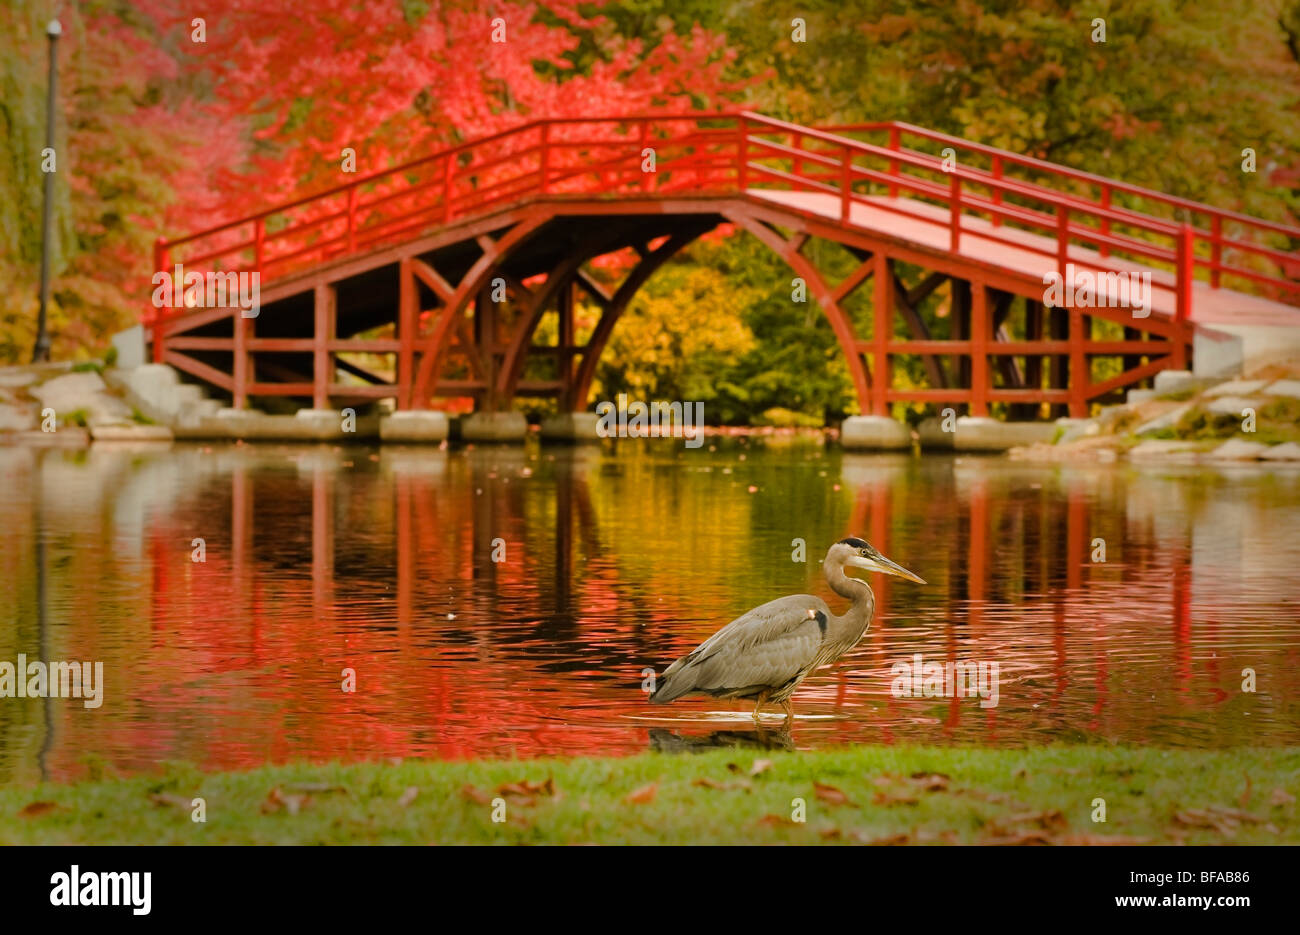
[872,554,926,585]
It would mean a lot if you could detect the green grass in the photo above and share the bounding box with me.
[1,745,1297,845]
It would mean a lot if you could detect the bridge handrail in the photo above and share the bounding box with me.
[826,120,1300,240]
[150,110,1297,352]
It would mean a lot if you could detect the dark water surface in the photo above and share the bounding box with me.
[1,438,1298,782]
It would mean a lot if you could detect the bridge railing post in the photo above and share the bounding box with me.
[840,143,852,221]
[152,239,168,363]
[991,155,1002,228]
[1176,222,1194,324]
[792,131,803,189]
[442,154,454,224]
[1210,215,1221,288]
[1056,204,1069,280]
[1173,222,1194,370]
[949,171,961,252]
[887,125,900,198]
[737,115,748,192]
[1099,184,1111,258]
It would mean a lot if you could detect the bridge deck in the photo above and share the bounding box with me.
[752,189,1300,329]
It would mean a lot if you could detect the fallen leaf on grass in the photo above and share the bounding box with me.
[872,788,919,807]
[262,787,310,816]
[692,777,752,792]
[1270,788,1296,807]
[1000,809,1068,832]
[625,783,657,804]
[397,786,419,808]
[1060,833,1151,845]
[496,777,557,800]
[148,793,193,810]
[461,784,492,805]
[285,782,348,795]
[863,831,912,845]
[756,813,796,827]
[1239,772,1253,808]
[18,801,57,818]
[750,759,772,777]
[813,781,857,807]
[908,772,950,791]
[983,830,1053,846]
[819,827,843,839]
[1204,804,1264,824]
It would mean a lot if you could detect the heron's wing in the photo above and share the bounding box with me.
[654,595,831,701]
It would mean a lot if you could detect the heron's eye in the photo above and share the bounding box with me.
[859,549,868,557]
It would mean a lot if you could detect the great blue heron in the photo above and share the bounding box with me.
[649,537,924,724]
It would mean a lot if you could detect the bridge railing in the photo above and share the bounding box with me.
[816,118,1300,305]
[150,110,1298,355]
[148,114,744,351]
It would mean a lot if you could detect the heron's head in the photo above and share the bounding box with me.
[828,536,926,584]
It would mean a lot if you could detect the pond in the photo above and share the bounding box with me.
[1,438,1298,782]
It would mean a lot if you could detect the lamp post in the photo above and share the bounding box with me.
[31,18,61,364]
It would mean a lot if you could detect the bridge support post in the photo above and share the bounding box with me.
[871,253,892,416]
[1069,308,1088,418]
[233,308,249,410]
[398,259,416,410]
[970,282,989,417]
[313,282,335,410]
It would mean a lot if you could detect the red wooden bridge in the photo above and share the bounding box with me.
[146,112,1300,419]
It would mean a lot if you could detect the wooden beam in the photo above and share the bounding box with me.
[409,257,455,304]
[890,271,947,388]
[970,282,989,417]
[832,255,875,303]
[872,252,892,416]
[313,282,335,409]
[905,272,947,308]
[574,269,613,309]
[398,258,416,409]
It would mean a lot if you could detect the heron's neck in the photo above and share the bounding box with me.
[825,562,875,622]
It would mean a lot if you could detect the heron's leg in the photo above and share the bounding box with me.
[752,690,770,723]
[780,700,794,725]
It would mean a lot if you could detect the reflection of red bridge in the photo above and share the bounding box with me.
[149,113,1299,418]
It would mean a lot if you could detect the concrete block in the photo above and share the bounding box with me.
[458,411,528,443]
[540,412,601,443]
[916,417,954,450]
[1193,329,1242,379]
[1153,370,1195,394]
[951,417,1058,451]
[840,416,911,450]
[90,424,173,442]
[111,325,146,370]
[380,411,450,443]
[1125,389,1156,405]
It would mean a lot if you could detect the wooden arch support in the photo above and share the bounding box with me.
[408,216,548,407]
[723,210,873,413]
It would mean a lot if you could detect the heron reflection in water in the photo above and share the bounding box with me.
[650,537,925,725]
